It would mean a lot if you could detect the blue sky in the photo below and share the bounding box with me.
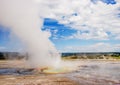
[0,0,120,52]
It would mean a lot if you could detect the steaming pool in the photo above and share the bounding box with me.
[0,60,120,85]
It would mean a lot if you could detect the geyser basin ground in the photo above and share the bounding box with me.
[0,60,120,85]
[42,67,73,74]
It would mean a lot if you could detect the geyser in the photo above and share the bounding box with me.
[0,0,61,68]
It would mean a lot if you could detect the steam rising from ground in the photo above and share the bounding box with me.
[0,0,120,69]
[0,0,60,68]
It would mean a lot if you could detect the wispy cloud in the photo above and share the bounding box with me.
[64,30,109,40]
[61,42,120,52]
[38,0,120,40]
[0,46,6,51]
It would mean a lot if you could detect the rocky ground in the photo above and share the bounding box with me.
[0,60,77,85]
[0,75,77,85]
[0,60,120,85]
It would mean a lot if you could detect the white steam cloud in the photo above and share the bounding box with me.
[0,0,60,68]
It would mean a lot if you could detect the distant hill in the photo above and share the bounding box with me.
[62,52,120,59]
[0,52,28,60]
[0,52,120,60]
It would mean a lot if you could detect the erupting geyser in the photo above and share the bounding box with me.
[0,0,61,68]
[0,0,79,73]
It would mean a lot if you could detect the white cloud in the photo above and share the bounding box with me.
[0,46,5,49]
[36,0,120,40]
[114,34,120,40]
[65,29,109,40]
[62,43,120,52]
[0,46,6,51]
[1,0,120,40]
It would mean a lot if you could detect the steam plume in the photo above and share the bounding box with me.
[0,0,60,68]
